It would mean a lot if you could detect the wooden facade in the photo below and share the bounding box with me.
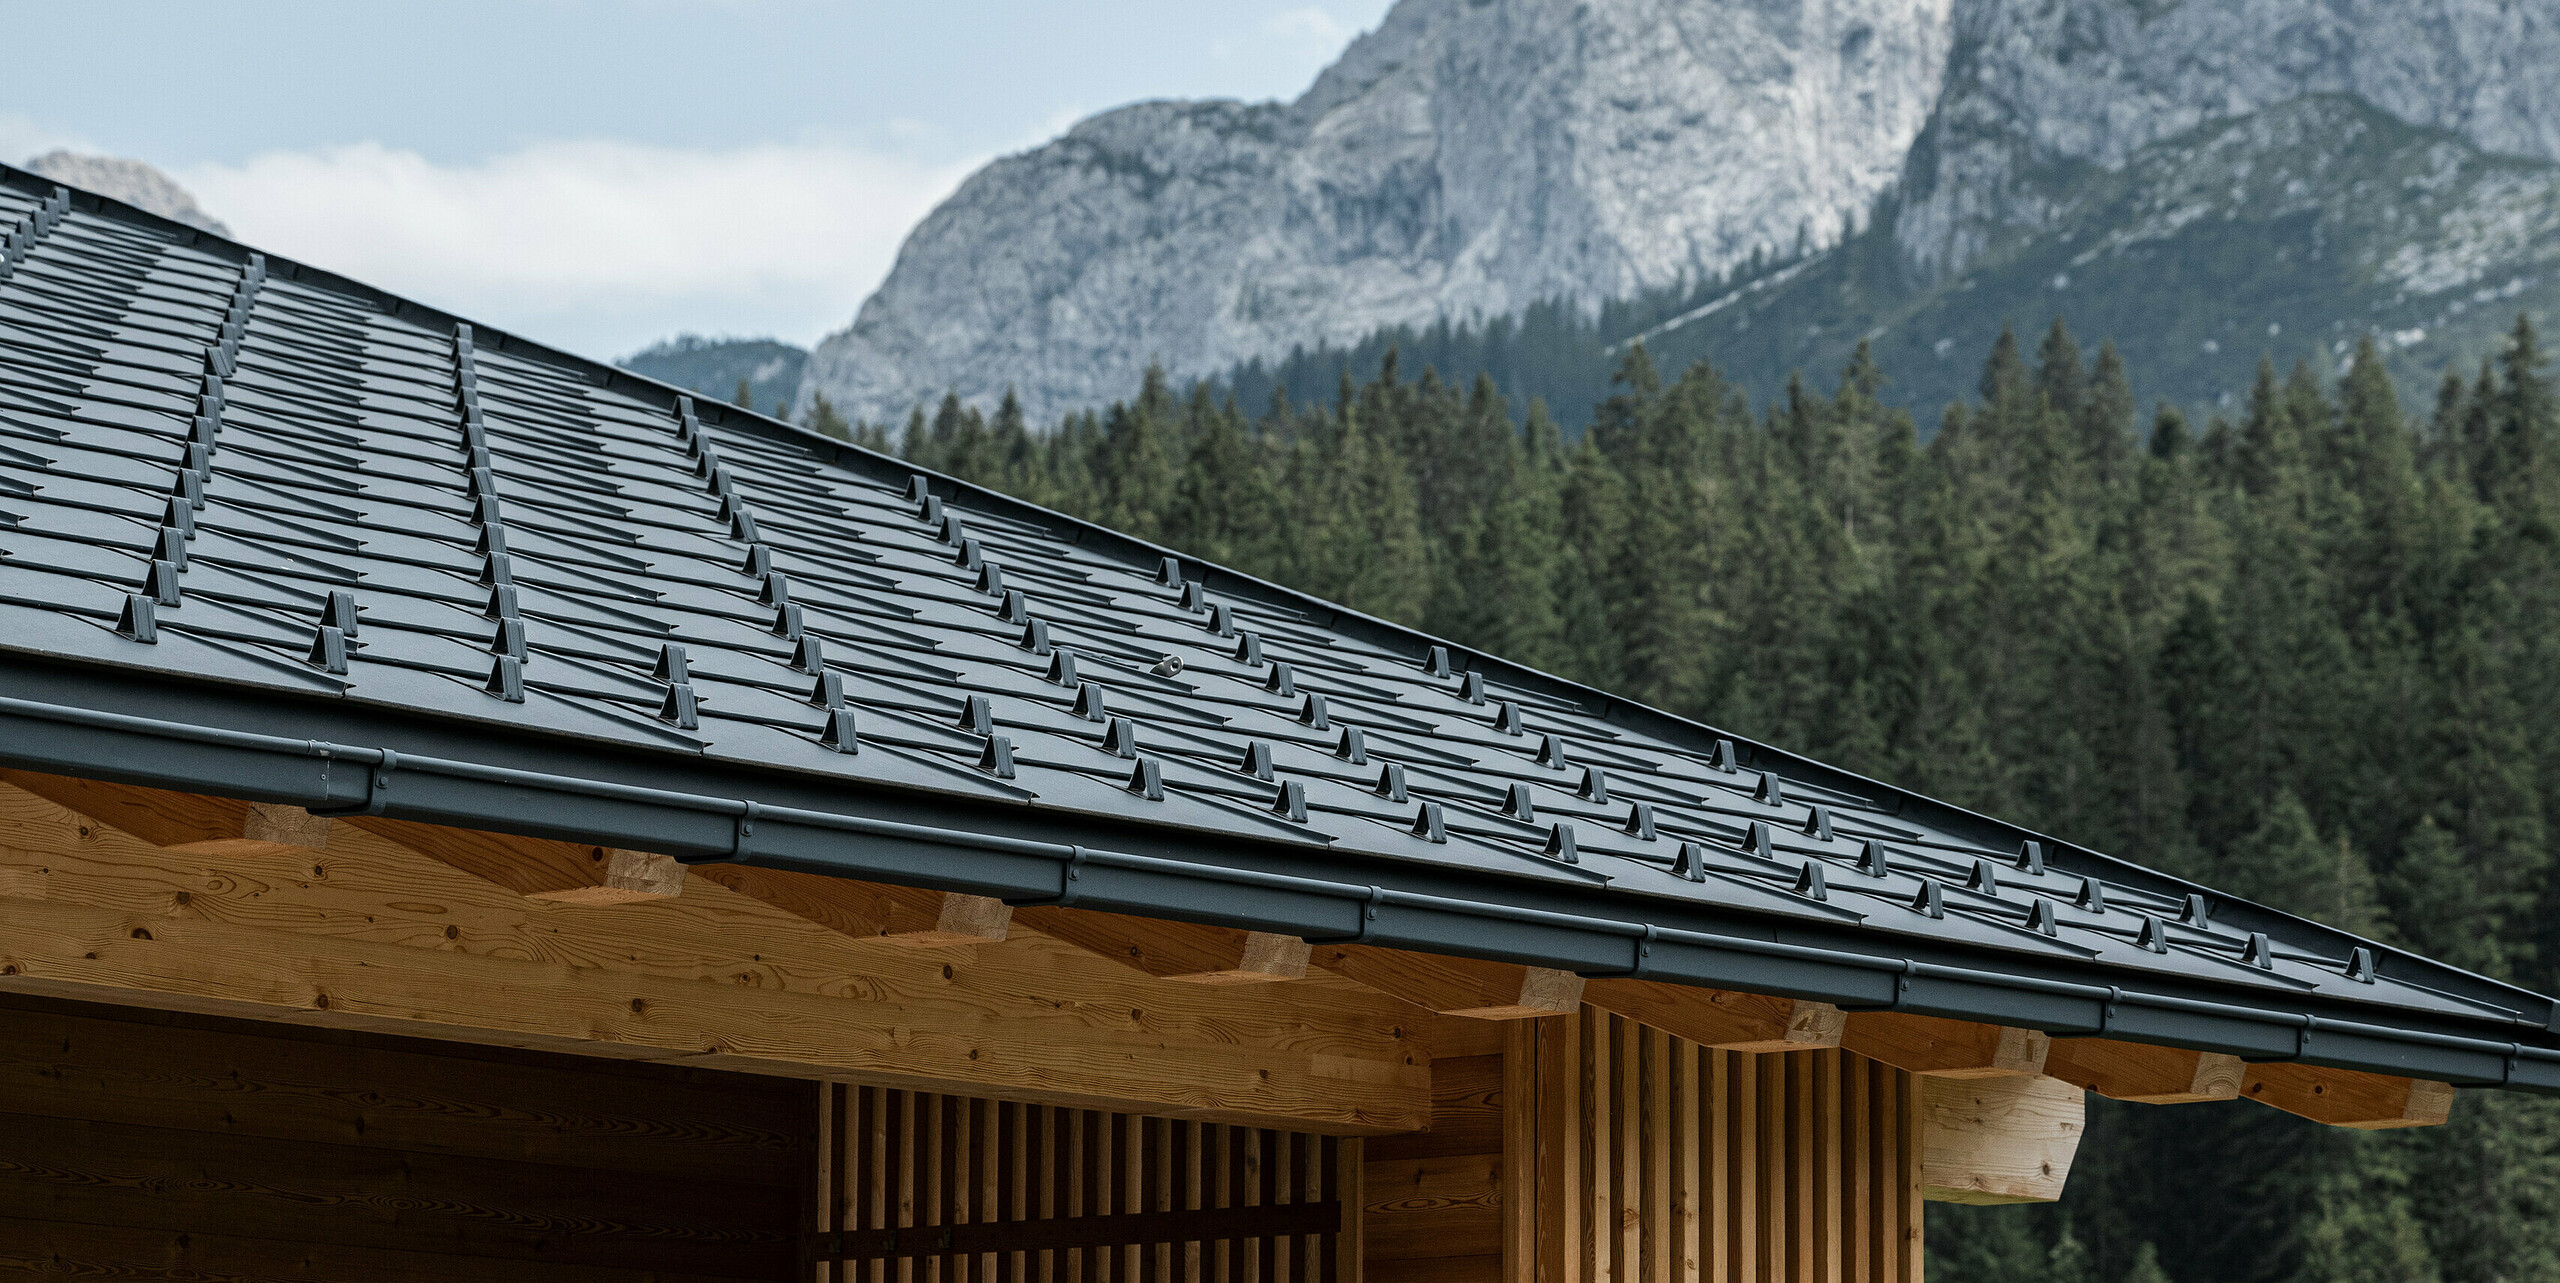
[0,774,2474,1282]
[1515,1012,1924,1283]
[0,995,810,1281]
[810,1086,1361,1282]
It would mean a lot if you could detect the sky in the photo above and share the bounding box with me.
[1,0,1393,361]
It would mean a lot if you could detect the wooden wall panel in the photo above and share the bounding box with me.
[0,994,809,1282]
[810,1085,1359,1283]
[1514,1007,1923,1283]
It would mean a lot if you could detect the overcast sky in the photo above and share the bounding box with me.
[2,0,1392,359]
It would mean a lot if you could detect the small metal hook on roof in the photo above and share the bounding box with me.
[1150,654,1184,678]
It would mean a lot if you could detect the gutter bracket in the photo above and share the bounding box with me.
[307,747,396,817]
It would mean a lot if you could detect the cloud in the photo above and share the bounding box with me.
[1,114,91,166]
[179,139,976,360]
[1212,6,1361,66]
[1263,7,1353,44]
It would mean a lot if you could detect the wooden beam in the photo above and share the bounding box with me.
[0,779,1434,1134]
[691,863,1010,947]
[1312,942,1582,1019]
[0,769,682,907]
[1011,905,1308,985]
[1580,976,1844,1052]
[0,768,331,857]
[1919,1075,2086,1205]
[2241,1062,2454,1129]
[1843,1011,2050,1078]
[336,815,685,908]
[2043,1038,2243,1104]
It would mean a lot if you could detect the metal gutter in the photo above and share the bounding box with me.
[3,693,2554,1094]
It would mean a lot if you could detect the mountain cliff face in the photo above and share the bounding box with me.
[805,0,1956,426]
[803,0,2560,427]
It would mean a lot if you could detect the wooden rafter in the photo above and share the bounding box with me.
[2242,1062,2454,1129]
[0,779,1437,1134]
[2043,1037,2243,1104]
[1010,906,1311,985]
[1842,1011,2051,1078]
[691,863,1011,947]
[1311,942,1583,1019]
[1580,976,1845,1052]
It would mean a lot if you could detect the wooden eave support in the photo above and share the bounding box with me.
[1920,1075,2087,1204]
[0,778,1434,1133]
[1312,941,1583,1019]
[0,769,689,908]
[2242,1062,2454,1129]
[692,863,1011,947]
[1844,1010,2051,1077]
[2043,1037,2243,1104]
[1579,975,1845,1052]
[0,768,334,858]
[1010,905,1310,984]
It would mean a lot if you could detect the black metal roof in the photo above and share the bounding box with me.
[1,162,2554,1093]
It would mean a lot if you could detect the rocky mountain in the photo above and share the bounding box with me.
[20,151,229,236]
[805,0,2560,428]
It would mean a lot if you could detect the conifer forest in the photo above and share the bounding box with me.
[804,318,2560,1283]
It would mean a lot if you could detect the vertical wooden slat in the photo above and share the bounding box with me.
[1669,1034,1689,1275]
[1899,1068,1924,1283]
[1641,1024,1671,1283]
[1705,1051,1729,1283]
[813,1082,837,1283]
[1576,1008,1597,1280]
[1817,1055,1841,1283]
[1253,1128,1276,1283]
[1498,1021,1537,1283]
[1181,1122,1204,1283]
[1216,1124,1237,1283]
[1738,1049,1762,1283]
[1789,1054,1812,1282]
[1615,1015,1642,1282]
[1328,1135,1360,1283]
[1846,1057,1872,1283]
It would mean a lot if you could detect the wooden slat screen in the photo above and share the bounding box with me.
[1523,1008,1924,1283]
[810,1085,1362,1283]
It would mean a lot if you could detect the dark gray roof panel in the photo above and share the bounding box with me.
[1,163,2553,1064]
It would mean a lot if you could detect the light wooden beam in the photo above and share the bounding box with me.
[1580,976,1844,1052]
[691,863,1011,947]
[0,769,684,907]
[2043,1037,2243,1104]
[1011,905,1310,984]
[0,768,332,857]
[1843,1011,2050,1078]
[1313,942,1583,1019]
[1920,1075,2086,1205]
[0,779,1435,1134]
[2242,1062,2454,1129]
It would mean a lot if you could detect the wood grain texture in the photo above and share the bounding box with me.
[1582,977,1843,1054]
[809,1093,1356,1283]
[0,998,806,1282]
[1918,1075,2087,1204]
[0,1002,804,1186]
[2241,1062,2454,1129]
[1509,1008,1924,1283]
[1012,907,1309,985]
[0,781,1433,1134]
[2044,1038,2244,1104]
[1841,1012,2050,1078]
[1313,943,1582,1019]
